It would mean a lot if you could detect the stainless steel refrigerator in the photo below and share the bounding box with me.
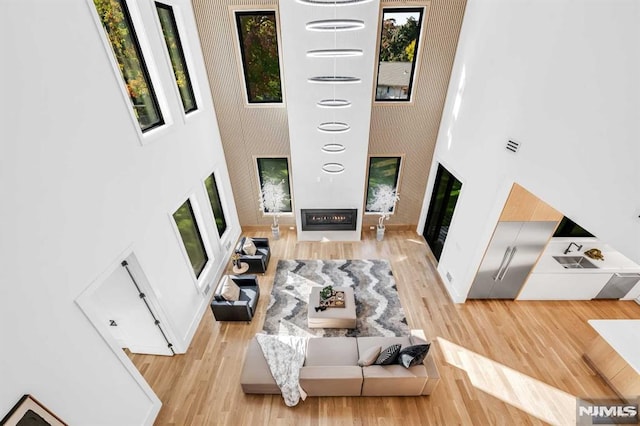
[467,221,557,299]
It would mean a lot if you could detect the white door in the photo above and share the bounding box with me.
[90,260,173,356]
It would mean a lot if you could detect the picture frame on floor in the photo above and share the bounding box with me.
[1,394,67,426]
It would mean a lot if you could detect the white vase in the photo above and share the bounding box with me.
[271,224,280,240]
[376,224,385,241]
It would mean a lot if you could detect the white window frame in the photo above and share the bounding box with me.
[202,170,231,239]
[87,0,173,145]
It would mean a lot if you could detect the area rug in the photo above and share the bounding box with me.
[262,259,409,337]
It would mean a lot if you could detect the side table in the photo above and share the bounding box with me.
[232,262,250,274]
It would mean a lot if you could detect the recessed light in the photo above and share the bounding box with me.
[317,99,351,108]
[322,163,345,174]
[298,0,373,5]
[318,122,350,133]
[308,76,361,84]
[306,19,365,32]
[322,144,346,153]
[306,49,363,58]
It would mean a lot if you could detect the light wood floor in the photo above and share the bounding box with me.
[130,229,640,425]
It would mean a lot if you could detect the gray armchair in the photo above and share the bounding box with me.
[210,275,260,322]
[234,237,271,274]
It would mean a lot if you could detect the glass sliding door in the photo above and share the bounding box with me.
[423,164,462,261]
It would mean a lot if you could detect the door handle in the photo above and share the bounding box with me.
[498,246,518,281]
[493,246,512,281]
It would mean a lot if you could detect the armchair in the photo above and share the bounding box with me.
[210,275,260,322]
[234,237,271,274]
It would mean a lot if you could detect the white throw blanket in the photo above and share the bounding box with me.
[256,333,309,406]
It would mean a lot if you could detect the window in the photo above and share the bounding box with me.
[375,8,424,102]
[204,174,228,237]
[155,2,197,114]
[235,11,283,103]
[94,0,164,131]
[257,158,292,213]
[365,157,401,213]
[173,199,208,278]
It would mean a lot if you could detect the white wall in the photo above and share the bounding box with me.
[423,0,640,302]
[0,0,239,423]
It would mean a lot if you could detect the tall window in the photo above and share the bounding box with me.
[235,11,283,103]
[375,8,424,102]
[204,174,227,237]
[94,0,164,131]
[365,157,401,213]
[173,200,208,278]
[257,158,292,213]
[155,2,197,114]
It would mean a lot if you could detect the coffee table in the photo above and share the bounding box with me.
[308,286,356,329]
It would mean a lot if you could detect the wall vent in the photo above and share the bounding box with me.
[203,283,211,295]
[446,271,453,283]
[506,140,521,153]
[225,240,232,250]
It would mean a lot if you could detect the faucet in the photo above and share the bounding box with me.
[564,242,583,255]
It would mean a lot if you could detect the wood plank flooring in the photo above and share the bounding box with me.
[130,229,640,425]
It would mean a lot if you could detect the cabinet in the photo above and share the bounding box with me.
[499,183,563,222]
[584,335,640,402]
[518,273,612,300]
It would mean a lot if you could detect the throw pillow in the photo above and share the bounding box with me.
[397,344,431,368]
[220,277,240,301]
[358,345,381,367]
[242,237,257,255]
[374,344,401,365]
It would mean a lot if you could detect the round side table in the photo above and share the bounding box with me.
[232,262,250,274]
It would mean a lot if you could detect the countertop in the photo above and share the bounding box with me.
[533,237,640,274]
[588,319,640,374]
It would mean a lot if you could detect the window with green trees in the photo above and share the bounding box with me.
[365,157,401,213]
[257,158,292,213]
[375,8,424,102]
[156,2,197,114]
[235,11,282,103]
[173,200,208,278]
[94,0,164,131]
[204,173,227,237]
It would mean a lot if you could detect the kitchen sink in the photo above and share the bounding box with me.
[552,256,598,269]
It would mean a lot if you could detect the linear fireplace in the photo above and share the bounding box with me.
[301,209,358,231]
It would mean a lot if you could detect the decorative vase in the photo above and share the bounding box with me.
[376,224,385,241]
[271,224,280,240]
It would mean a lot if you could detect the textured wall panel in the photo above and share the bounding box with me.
[191,0,293,227]
[367,0,466,228]
[192,0,466,228]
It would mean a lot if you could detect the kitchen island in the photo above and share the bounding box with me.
[584,320,640,402]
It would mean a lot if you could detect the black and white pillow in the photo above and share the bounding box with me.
[397,344,431,368]
[374,344,402,365]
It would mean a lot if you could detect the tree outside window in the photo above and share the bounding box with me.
[94,0,164,131]
[204,174,227,237]
[375,8,424,102]
[235,11,283,103]
[156,2,197,114]
[257,158,292,213]
[173,200,208,278]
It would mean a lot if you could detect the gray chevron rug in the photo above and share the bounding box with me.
[262,259,409,337]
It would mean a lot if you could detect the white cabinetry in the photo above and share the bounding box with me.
[518,273,613,300]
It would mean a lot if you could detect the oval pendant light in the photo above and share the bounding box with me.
[306,19,365,32]
[306,49,363,58]
[308,76,361,84]
[318,122,350,133]
[317,99,351,108]
[322,143,346,153]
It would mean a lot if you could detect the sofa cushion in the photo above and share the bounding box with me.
[358,345,381,367]
[304,337,359,367]
[239,287,257,302]
[299,366,363,396]
[398,344,431,368]
[374,344,401,365]
[220,277,240,301]
[242,237,257,255]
